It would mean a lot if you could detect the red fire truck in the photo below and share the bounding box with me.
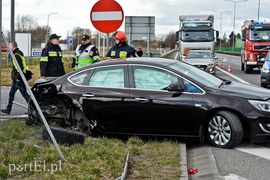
[241,20,270,73]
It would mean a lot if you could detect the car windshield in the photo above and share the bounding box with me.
[168,62,223,87]
[187,51,212,59]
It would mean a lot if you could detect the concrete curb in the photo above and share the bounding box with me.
[180,143,188,180]
[187,145,224,180]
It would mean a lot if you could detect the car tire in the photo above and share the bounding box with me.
[261,82,267,88]
[206,110,243,149]
[42,126,85,146]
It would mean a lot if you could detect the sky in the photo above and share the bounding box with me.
[1,0,270,40]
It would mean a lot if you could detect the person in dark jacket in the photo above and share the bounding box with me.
[1,41,30,115]
[40,33,65,77]
[106,31,143,59]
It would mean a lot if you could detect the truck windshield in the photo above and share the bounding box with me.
[249,29,270,41]
[181,30,214,42]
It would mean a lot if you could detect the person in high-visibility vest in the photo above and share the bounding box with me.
[72,35,100,70]
[40,33,65,77]
[1,41,30,115]
[106,31,143,59]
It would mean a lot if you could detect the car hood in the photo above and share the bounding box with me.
[184,59,213,65]
[219,81,270,100]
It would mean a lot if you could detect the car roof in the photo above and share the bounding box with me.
[96,57,179,67]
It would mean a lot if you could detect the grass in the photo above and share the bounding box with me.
[0,120,182,179]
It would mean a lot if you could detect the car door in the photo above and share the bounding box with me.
[122,65,204,136]
[72,65,131,133]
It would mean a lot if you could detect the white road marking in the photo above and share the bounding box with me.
[235,143,270,161]
[224,174,249,180]
[216,66,250,84]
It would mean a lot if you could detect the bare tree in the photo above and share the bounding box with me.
[164,32,176,49]
[15,14,38,32]
[71,27,92,47]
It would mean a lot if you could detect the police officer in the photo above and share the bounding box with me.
[1,41,30,115]
[40,33,65,77]
[106,31,143,59]
[72,35,100,70]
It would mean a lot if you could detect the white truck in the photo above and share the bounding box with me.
[176,15,219,60]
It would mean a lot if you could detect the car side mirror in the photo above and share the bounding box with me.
[166,82,183,92]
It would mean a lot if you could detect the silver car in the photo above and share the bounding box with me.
[184,50,217,74]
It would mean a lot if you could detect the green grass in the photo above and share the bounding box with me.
[0,120,182,179]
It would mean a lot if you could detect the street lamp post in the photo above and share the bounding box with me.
[213,10,231,51]
[45,12,57,43]
[224,0,247,51]
[258,0,260,21]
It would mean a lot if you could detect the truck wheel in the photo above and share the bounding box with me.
[244,61,252,73]
[206,110,243,149]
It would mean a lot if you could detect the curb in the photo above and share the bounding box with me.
[187,145,224,180]
[180,143,188,180]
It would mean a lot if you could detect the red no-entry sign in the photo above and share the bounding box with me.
[90,0,124,33]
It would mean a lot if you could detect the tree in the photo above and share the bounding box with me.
[222,33,227,43]
[163,32,176,49]
[15,14,38,32]
[229,31,236,47]
[71,27,92,47]
[15,14,47,47]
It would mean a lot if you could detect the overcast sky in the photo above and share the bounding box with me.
[2,0,270,39]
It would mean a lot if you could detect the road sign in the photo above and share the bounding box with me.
[67,36,73,45]
[32,48,42,57]
[90,0,124,33]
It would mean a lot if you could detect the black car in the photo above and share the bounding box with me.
[27,57,270,149]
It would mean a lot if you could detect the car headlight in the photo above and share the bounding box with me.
[248,100,270,112]
[261,67,270,73]
[261,62,270,73]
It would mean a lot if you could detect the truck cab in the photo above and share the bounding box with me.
[176,15,219,60]
[241,20,270,73]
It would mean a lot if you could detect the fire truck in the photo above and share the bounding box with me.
[176,15,219,60]
[241,20,270,73]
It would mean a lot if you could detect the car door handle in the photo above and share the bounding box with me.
[82,94,94,98]
[135,97,149,102]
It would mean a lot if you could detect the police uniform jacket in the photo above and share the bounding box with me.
[40,42,65,77]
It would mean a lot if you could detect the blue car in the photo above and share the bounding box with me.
[261,50,270,88]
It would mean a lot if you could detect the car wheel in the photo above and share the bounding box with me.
[206,111,243,149]
[261,82,267,88]
[25,99,41,126]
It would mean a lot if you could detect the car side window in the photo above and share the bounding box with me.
[69,71,89,85]
[183,79,202,93]
[88,66,124,88]
[133,66,178,90]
